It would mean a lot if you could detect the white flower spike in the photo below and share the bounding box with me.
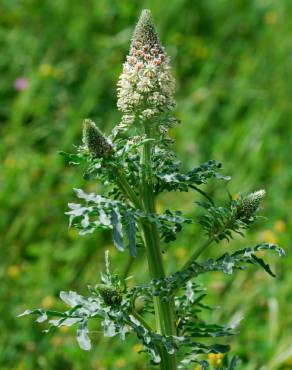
[117,9,175,124]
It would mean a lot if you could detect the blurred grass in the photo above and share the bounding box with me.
[0,0,291,369]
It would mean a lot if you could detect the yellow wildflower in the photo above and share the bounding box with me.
[274,220,286,233]
[175,247,187,259]
[216,358,223,366]
[7,265,21,278]
[42,295,55,309]
[39,63,54,77]
[262,230,278,244]
[115,358,126,368]
[60,325,69,333]
[156,201,163,213]
[208,352,216,366]
[50,336,64,346]
[132,343,143,353]
[265,11,278,25]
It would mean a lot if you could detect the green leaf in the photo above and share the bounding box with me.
[155,159,230,194]
[125,213,137,257]
[251,254,275,277]
[59,151,87,165]
[111,208,124,251]
[227,356,240,369]
[148,243,284,299]
[197,196,267,242]
[187,322,234,338]
[77,321,91,350]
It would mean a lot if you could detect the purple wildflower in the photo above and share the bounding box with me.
[14,77,29,91]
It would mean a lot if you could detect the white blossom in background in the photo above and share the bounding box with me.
[117,9,175,124]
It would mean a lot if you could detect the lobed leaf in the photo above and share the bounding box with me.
[111,208,124,251]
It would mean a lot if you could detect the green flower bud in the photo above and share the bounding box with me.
[95,284,122,306]
[131,9,162,51]
[82,119,113,158]
[242,190,266,218]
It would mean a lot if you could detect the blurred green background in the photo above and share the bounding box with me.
[1,0,291,369]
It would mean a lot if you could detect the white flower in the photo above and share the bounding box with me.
[116,9,175,125]
[140,108,158,120]
[121,115,135,125]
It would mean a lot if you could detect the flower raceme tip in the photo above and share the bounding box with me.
[117,9,175,125]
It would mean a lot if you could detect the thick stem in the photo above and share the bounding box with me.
[141,123,178,370]
[116,169,143,209]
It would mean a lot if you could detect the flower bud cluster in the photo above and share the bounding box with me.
[95,284,122,306]
[82,119,113,159]
[241,190,266,218]
[117,10,175,124]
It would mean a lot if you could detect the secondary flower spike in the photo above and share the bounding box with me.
[242,190,266,218]
[117,9,175,124]
[82,119,113,158]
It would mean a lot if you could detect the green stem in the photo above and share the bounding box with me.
[130,308,153,332]
[182,237,214,270]
[112,127,178,368]
[140,122,178,370]
[122,256,135,280]
[183,213,239,270]
[116,169,143,209]
[171,237,215,297]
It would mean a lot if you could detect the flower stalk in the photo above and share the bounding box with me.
[140,121,178,369]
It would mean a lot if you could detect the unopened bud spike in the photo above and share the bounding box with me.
[82,119,113,159]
